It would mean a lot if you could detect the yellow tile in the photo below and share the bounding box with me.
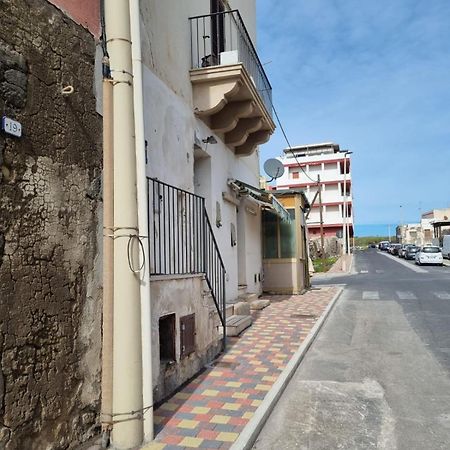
[211,415,230,424]
[243,411,254,419]
[225,381,242,388]
[222,402,241,411]
[191,406,210,414]
[178,419,199,429]
[263,376,277,382]
[216,432,239,442]
[251,400,262,407]
[209,371,223,377]
[174,392,191,400]
[179,437,204,448]
[255,367,269,373]
[160,402,178,411]
[202,389,220,396]
[141,442,166,450]
[249,360,261,365]
[232,392,249,399]
[256,384,272,391]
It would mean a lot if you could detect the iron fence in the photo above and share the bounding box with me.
[148,178,226,340]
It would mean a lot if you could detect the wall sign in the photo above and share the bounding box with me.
[1,116,22,138]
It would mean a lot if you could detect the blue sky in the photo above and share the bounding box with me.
[256,0,450,234]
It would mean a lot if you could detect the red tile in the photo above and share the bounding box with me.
[229,417,247,427]
[194,413,214,422]
[161,434,184,445]
[197,429,219,440]
[207,401,224,408]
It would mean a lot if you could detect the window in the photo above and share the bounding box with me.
[159,314,176,363]
[422,246,440,253]
[291,171,299,179]
[262,209,296,259]
[180,314,196,357]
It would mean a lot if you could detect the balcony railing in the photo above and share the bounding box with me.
[189,9,272,117]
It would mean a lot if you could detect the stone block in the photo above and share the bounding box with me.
[233,301,251,316]
[226,315,252,336]
[250,299,270,310]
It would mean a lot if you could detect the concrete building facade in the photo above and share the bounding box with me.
[1,0,282,447]
[274,142,354,247]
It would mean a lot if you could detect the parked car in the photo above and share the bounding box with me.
[379,241,390,251]
[399,244,412,258]
[405,246,419,260]
[389,244,402,255]
[415,246,443,266]
[442,235,450,259]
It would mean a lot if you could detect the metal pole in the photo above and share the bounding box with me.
[318,175,324,255]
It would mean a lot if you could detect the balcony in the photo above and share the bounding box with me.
[189,10,275,156]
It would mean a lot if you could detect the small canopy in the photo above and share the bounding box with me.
[228,179,291,222]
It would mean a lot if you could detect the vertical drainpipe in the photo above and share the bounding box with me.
[105,1,144,448]
[129,0,154,442]
[101,60,114,448]
[100,0,113,445]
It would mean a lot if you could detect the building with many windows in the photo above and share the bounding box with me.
[274,142,354,247]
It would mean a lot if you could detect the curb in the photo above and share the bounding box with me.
[230,286,344,450]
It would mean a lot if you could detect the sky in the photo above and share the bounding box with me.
[256,0,450,236]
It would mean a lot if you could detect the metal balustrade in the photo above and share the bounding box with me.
[148,178,226,346]
[189,9,272,117]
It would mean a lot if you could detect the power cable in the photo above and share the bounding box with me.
[271,104,319,184]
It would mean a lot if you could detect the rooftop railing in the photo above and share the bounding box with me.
[189,9,273,117]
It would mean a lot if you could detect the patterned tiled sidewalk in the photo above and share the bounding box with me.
[144,286,339,450]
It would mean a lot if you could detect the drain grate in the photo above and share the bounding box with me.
[290,313,317,319]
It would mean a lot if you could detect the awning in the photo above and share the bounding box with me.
[228,179,291,222]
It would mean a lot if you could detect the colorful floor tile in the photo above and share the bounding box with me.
[145,287,338,449]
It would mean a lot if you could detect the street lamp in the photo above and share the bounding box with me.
[342,151,353,255]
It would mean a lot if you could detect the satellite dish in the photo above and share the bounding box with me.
[264,158,285,181]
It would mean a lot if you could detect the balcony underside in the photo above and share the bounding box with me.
[190,64,275,156]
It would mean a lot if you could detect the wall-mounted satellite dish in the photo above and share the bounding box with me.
[264,158,285,181]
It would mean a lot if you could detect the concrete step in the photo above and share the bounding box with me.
[238,293,259,303]
[226,314,252,336]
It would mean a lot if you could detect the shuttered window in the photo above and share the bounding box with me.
[180,314,196,357]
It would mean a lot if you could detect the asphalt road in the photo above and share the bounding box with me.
[253,249,450,450]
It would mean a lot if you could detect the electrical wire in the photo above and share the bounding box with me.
[271,104,319,185]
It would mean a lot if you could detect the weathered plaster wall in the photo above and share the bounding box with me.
[0,1,102,448]
[150,276,221,403]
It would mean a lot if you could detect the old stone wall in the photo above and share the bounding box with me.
[0,1,102,449]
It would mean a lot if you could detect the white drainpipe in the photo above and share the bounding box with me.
[105,1,144,448]
[129,0,154,442]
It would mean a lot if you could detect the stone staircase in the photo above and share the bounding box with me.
[207,281,271,337]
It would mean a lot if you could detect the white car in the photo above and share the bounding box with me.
[415,246,443,266]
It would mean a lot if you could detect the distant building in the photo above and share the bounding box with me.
[397,208,450,246]
[274,142,354,248]
[397,224,421,244]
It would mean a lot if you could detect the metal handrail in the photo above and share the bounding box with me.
[189,9,272,116]
[147,178,226,348]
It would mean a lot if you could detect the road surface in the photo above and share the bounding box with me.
[254,248,450,450]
